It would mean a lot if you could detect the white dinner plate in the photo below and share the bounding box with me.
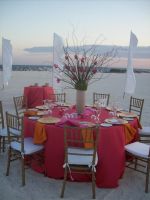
[100,123,112,127]
[80,121,96,127]
[28,116,40,120]
[36,105,49,110]
[122,117,134,121]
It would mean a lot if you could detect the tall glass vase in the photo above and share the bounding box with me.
[76,89,86,114]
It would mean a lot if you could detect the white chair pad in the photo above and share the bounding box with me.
[11,137,44,155]
[0,128,7,136]
[125,142,150,158]
[9,128,21,136]
[139,127,150,136]
[68,147,98,166]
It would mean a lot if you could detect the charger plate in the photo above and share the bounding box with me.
[38,116,60,124]
[106,106,123,112]
[37,111,48,116]
[105,118,128,125]
[117,112,137,118]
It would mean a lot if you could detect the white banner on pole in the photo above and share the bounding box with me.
[53,33,64,93]
[124,31,138,95]
[2,37,12,86]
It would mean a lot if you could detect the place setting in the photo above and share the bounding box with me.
[37,116,61,124]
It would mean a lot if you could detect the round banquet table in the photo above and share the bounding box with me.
[24,86,54,108]
[24,107,140,188]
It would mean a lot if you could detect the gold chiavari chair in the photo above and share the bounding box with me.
[125,142,150,193]
[13,96,27,117]
[93,93,110,106]
[0,100,8,153]
[6,112,44,186]
[49,93,66,103]
[60,125,99,199]
[129,96,144,122]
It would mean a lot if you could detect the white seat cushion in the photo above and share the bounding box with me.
[11,137,44,155]
[139,127,150,136]
[125,142,150,158]
[0,128,7,136]
[68,147,98,166]
[9,128,21,136]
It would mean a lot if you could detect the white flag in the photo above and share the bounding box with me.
[2,37,12,86]
[53,33,64,93]
[124,31,138,95]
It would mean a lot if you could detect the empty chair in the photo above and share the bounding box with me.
[6,112,44,186]
[125,142,150,193]
[0,100,8,152]
[13,96,27,117]
[60,125,99,199]
[49,93,66,103]
[93,93,110,106]
[129,96,144,122]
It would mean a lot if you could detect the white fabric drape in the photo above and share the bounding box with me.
[53,33,64,93]
[124,31,138,95]
[2,37,12,86]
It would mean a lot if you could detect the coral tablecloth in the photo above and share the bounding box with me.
[24,86,54,108]
[24,108,140,188]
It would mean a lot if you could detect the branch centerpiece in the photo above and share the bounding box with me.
[54,43,116,113]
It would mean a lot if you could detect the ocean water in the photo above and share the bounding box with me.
[0,71,150,125]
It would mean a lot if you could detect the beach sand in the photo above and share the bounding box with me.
[0,71,150,199]
[0,71,150,125]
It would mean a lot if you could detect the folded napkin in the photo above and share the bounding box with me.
[56,118,80,127]
[81,129,94,149]
[83,107,95,116]
[34,122,47,144]
[56,118,94,149]
[124,123,136,144]
[24,110,37,117]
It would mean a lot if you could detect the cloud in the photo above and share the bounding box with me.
[24,45,150,58]
[24,46,53,53]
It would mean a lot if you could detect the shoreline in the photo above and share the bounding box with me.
[0,65,150,73]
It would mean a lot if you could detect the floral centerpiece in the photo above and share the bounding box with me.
[54,43,116,113]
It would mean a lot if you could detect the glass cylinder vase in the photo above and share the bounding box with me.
[76,89,86,114]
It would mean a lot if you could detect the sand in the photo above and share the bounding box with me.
[0,71,150,199]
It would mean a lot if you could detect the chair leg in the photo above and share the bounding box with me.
[92,172,96,199]
[21,156,25,186]
[6,147,11,176]
[60,167,67,198]
[2,137,5,152]
[134,158,137,170]
[145,160,150,193]
[0,136,1,153]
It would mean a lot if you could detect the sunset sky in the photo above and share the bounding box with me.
[0,0,150,65]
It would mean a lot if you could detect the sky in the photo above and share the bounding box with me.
[0,0,150,65]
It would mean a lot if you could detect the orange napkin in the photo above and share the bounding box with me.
[24,110,37,116]
[81,129,94,149]
[34,122,47,144]
[124,123,136,144]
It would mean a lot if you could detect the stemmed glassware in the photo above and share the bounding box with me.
[91,100,101,124]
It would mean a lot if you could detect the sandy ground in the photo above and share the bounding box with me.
[0,71,150,199]
[0,71,150,125]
